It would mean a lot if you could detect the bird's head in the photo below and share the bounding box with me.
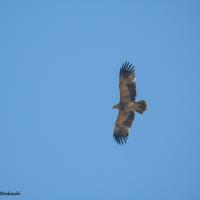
[112,104,120,110]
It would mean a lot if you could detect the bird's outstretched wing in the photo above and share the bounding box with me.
[119,62,136,104]
[113,111,135,145]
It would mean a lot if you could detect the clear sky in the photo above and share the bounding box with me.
[1,0,200,199]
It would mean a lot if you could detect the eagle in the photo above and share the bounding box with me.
[112,62,147,145]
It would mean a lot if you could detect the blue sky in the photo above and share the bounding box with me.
[1,0,200,199]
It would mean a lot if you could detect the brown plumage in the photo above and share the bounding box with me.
[113,62,147,145]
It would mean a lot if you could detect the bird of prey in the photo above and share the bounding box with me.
[112,62,147,145]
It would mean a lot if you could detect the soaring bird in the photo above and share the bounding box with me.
[112,62,147,145]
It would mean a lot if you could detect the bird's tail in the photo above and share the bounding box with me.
[135,100,147,114]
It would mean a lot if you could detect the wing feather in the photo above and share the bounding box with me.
[119,62,136,104]
[113,111,135,145]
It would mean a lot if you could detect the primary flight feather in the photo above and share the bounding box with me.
[113,62,147,145]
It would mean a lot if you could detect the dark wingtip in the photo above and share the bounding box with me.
[120,61,135,76]
[113,134,128,145]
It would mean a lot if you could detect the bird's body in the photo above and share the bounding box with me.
[114,101,145,113]
[113,62,147,145]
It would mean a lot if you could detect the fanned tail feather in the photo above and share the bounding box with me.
[135,100,147,114]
